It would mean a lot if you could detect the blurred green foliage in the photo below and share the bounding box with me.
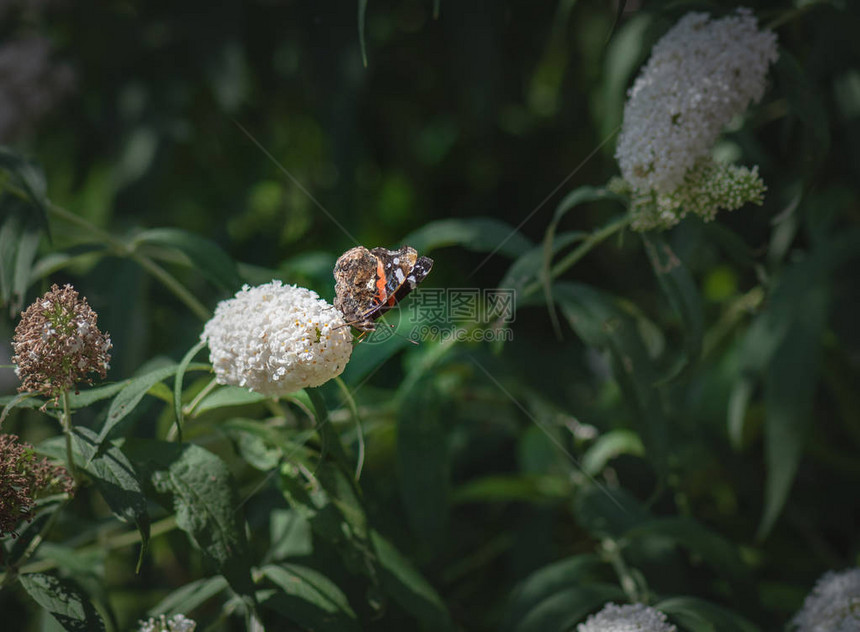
[2,0,860,631]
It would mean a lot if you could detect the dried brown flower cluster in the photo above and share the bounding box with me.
[12,284,111,404]
[0,434,73,537]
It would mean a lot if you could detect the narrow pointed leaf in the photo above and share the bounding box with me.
[402,217,534,258]
[261,563,359,632]
[134,227,241,291]
[641,232,703,380]
[98,365,179,444]
[74,427,150,570]
[371,530,454,631]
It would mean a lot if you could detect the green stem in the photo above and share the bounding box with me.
[766,1,825,30]
[602,538,644,603]
[334,377,365,481]
[46,202,211,321]
[0,515,178,583]
[183,376,219,418]
[47,203,127,252]
[60,390,78,486]
[129,252,211,321]
[524,214,632,298]
[306,389,361,495]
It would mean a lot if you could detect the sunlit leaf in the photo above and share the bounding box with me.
[148,576,229,617]
[194,385,267,414]
[19,573,106,632]
[260,563,359,632]
[98,365,179,444]
[123,439,255,599]
[74,428,150,571]
[581,429,644,475]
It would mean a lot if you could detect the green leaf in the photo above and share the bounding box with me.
[358,0,368,67]
[503,554,604,630]
[759,280,828,539]
[279,460,378,583]
[727,377,755,450]
[134,227,242,291]
[509,583,626,632]
[28,244,107,282]
[774,52,830,172]
[625,517,750,584]
[5,501,63,566]
[73,427,150,571]
[267,508,313,561]
[174,339,208,440]
[600,12,650,138]
[452,474,569,504]
[260,563,359,632]
[371,530,454,631]
[0,392,38,425]
[148,576,229,617]
[67,382,129,408]
[500,231,586,294]
[397,377,449,549]
[12,220,41,309]
[340,314,418,386]
[0,201,44,314]
[19,573,106,632]
[555,282,667,469]
[641,232,703,380]
[194,385,267,414]
[122,439,255,599]
[0,148,50,225]
[657,597,761,632]
[402,217,534,258]
[581,429,644,475]
[98,364,179,444]
[573,485,650,540]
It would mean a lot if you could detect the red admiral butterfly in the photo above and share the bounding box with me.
[333,245,433,332]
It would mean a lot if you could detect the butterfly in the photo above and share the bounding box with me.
[333,245,433,332]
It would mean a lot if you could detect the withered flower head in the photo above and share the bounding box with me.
[12,284,111,404]
[0,434,73,538]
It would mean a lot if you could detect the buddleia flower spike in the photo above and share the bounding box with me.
[12,284,112,408]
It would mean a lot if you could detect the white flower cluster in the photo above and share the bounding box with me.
[791,568,860,632]
[578,603,676,632]
[614,8,778,230]
[201,281,353,397]
[137,614,196,632]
